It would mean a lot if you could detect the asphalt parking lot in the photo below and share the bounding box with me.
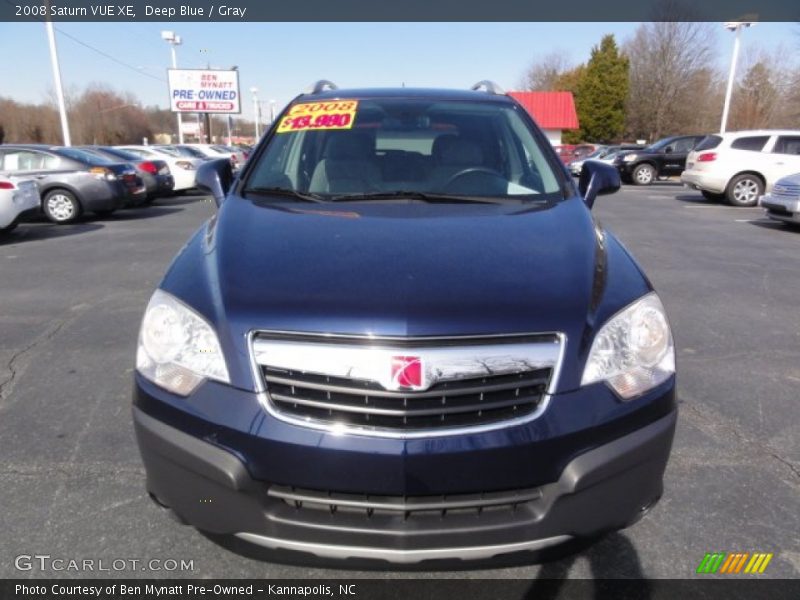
[0,184,798,580]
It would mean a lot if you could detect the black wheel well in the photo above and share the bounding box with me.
[633,161,658,173]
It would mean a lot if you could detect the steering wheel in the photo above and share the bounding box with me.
[442,167,506,193]
[444,167,504,187]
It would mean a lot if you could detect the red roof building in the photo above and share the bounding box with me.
[508,91,579,145]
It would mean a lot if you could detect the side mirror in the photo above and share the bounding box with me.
[196,158,233,207]
[663,146,673,154]
[579,160,620,209]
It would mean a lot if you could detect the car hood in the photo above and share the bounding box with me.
[161,194,651,391]
[209,196,599,335]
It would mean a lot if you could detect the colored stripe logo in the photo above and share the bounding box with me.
[696,552,773,574]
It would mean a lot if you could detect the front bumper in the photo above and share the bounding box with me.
[762,195,800,223]
[133,397,677,564]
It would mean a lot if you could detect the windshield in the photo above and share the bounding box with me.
[176,146,209,159]
[645,138,676,153]
[245,98,562,200]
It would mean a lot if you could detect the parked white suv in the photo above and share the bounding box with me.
[681,130,800,207]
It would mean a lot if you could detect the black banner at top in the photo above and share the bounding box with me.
[2,0,800,22]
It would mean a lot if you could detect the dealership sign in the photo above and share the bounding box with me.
[167,69,241,114]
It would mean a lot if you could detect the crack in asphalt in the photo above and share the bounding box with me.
[680,399,800,484]
[0,315,74,405]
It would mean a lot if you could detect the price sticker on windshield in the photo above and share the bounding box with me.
[277,100,358,133]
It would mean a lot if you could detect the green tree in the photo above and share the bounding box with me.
[571,35,629,143]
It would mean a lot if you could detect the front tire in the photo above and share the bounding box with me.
[43,189,81,224]
[632,164,656,185]
[726,174,763,207]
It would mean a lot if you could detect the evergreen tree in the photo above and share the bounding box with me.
[573,35,629,143]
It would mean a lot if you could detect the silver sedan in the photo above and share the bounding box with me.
[761,173,800,226]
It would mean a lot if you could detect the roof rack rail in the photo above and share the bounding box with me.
[470,80,506,95]
[306,80,339,94]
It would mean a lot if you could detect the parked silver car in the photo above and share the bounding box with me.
[0,145,145,223]
[0,175,40,233]
[761,173,800,226]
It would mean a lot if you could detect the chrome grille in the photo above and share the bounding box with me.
[772,183,800,199]
[267,485,542,519]
[251,333,563,436]
[262,366,551,429]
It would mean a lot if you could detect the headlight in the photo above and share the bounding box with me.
[581,293,674,400]
[622,154,638,162]
[136,289,229,396]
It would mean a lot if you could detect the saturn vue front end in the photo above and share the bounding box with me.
[132,83,677,565]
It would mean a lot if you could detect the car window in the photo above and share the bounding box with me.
[772,136,800,156]
[57,147,115,165]
[0,150,60,171]
[155,147,181,157]
[246,98,562,199]
[670,138,695,153]
[695,135,722,151]
[180,146,209,158]
[730,136,769,152]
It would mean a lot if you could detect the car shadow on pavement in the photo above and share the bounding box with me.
[0,222,104,245]
[525,532,651,596]
[199,530,647,583]
[673,192,719,205]
[748,220,799,234]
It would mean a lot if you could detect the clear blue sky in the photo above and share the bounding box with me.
[0,22,797,121]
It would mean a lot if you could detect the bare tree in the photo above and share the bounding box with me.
[624,21,718,140]
[520,51,573,91]
[728,45,800,130]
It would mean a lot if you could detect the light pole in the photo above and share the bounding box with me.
[251,87,260,139]
[45,20,71,146]
[269,99,277,125]
[720,21,755,134]
[161,30,184,144]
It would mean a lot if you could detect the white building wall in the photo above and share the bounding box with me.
[544,129,562,145]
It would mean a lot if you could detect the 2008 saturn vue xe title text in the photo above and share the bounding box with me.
[132,82,677,565]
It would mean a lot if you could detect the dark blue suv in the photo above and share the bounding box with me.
[133,81,677,565]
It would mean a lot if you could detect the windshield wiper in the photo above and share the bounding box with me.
[328,191,506,204]
[243,187,327,203]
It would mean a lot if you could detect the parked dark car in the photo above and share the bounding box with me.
[133,83,677,565]
[614,135,705,185]
[0,145,146,223]
[81,146,174,201]
[568,144,645,177]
